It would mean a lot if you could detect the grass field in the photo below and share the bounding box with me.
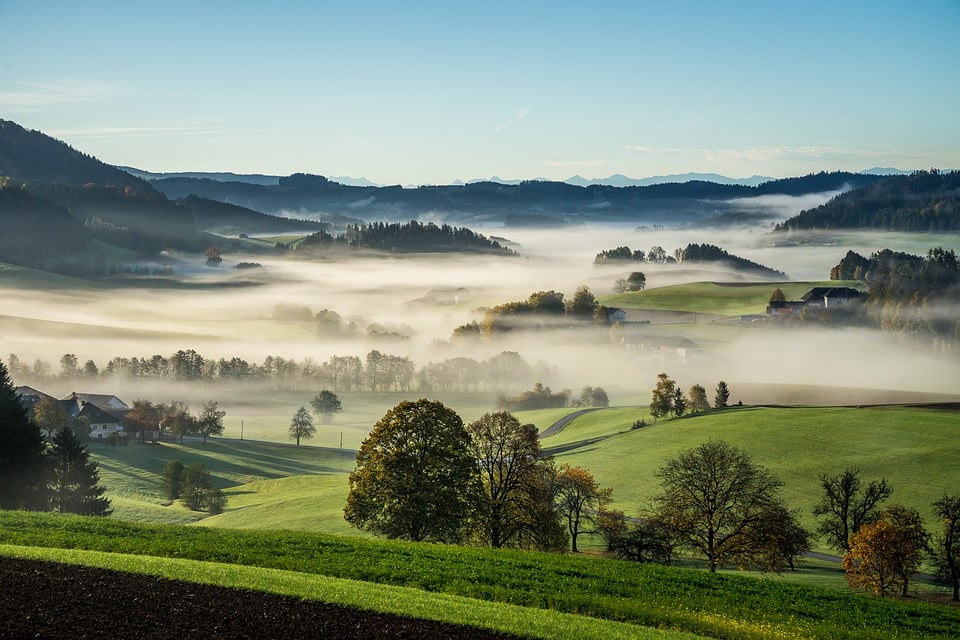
[600,280,862,316]
[218,390,504,448]
[546,405,960,540]
[91,404,960,565]
[2,512,958,639]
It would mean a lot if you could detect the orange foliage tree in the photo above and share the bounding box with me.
[843,504,929,597]
[553,464,613,552]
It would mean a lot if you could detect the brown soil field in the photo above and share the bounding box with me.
[0,556,522,639]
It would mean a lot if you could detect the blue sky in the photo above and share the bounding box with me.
[1,1,958,184]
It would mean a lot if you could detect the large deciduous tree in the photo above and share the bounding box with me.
[553,464,613,553]
[124,399,159,443]
[654,440,786,572]
[181,463,226,514]
[688,384,710,413]
[288,407,315,445]
[627,271,646,291]
[649,373,675,418]
[196,400,226,443]
[310,390,343,423]
[344,399,474,542]
[161,402,196,443]
[48,426,111,516]
[465,412,565,550]
[565,286,598,320]
[0,361,48,510]
[931,494,960,601]
[33,396,69,439]
[843,504,928,597]
[813,468,892,552]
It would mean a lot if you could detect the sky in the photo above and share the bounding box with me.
[1,0,958,185]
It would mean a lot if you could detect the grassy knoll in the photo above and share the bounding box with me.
[92,437,355,523]
[206,475,356,535]
[601,280,861,316]
[2,511,958,639]
[548,405,960,538]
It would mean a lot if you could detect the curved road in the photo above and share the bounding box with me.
[538,407,603,438]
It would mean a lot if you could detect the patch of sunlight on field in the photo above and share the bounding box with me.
[203,474,357,535]
[512,407,582,431]
[93,437,357,527]
[540,406,651,447]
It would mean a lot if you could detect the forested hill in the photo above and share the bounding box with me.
[0,120,150,190]
[149,171,884,224]
[296,220,516,255]
[775,170,960,232]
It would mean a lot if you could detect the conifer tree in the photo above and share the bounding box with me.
[0,361,48,510]
[48,426,111,516]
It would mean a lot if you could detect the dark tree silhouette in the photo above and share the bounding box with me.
[48,427,111,516]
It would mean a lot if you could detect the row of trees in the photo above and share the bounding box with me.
[345,400,614,552]
[649,372,729,418]
[295,220,517,255]
[828,247,960,351]
[594,243,786,279]
[0,362,111,516]
[7,349,548,394]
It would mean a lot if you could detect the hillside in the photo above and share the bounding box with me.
[0,120,150,190]
[776,170,960,231]
[0,185,87,265]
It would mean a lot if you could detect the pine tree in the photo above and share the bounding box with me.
[714,381,730,409]
[48,426,111,516]
[0,361,48,510]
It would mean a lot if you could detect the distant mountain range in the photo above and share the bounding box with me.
[564,173,774,188]
[1,117,949,274]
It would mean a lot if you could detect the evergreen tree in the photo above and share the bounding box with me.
[714,381,730,409]
[48,426,111,516]
[673,387,687,417]
[0,361,48,510]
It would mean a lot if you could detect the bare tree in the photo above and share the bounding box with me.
[813,468,892,552]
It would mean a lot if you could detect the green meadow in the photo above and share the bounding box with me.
[2,511,959,639]
[91,404,959,558]
[546,405,960,537]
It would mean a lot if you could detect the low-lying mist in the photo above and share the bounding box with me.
[3,224,959,407]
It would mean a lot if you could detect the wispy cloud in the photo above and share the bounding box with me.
[491,107,531,133]
[0,80,115,109]
[47,125,225,138]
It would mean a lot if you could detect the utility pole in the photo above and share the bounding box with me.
[240,419,244,441]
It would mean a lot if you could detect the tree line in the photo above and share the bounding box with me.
[294,220,516,255]
[7,349,548,394]
[775,170,960,232]
[827,246,960,351]
[594,243,786,279]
